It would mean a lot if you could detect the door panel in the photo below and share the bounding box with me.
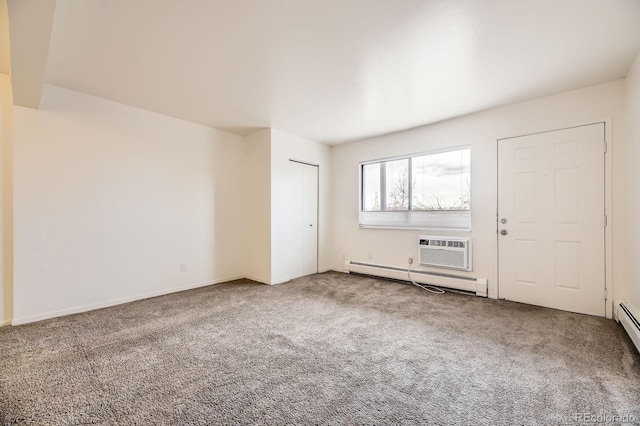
[302,164,318,276]
[289,162,305,279]
[287,161,318,279]
[498,124,605,316]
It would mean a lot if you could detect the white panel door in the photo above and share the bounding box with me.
[289,161,318,278]
[497,124,606,316]
[302,164,318,276]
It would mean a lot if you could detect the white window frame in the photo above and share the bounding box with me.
[359,145,471,231]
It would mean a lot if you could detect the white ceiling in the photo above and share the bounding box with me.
[7,0,56,107]
[39,0,640,144]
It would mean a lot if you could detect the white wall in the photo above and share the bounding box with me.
[271,128,331,284]
[0,73,12,326]
[7,68,632,324]
[0,0,13,327]
[12,85,246,324]
[331,80,627,313]
[244,129,272,284]
[626,51,640,310]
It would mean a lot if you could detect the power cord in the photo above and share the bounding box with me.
[408,261,445,294]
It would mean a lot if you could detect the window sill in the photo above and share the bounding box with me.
[359,210,471,231]
[358,224,472,232]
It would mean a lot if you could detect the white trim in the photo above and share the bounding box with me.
[345,260,487,297]
[7,270,337,326]
[289,158,319,167]
[358,224,472,232]
[244,274,271,285]
[359,144,472,166]
[603,118,613,319]
[11,275,244,325]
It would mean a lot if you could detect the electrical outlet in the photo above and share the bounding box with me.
[408,257,414,265]
[180,263,187,272]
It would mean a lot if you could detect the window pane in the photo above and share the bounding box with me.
[412,149,470,211]
[359,147,471,230]
[385,159,409,211]
[362,163,381,211]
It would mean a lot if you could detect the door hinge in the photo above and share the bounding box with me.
[604,215,608,226]
[603,141,608,153]
[604,288,608,301]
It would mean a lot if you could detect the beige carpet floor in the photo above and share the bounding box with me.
[1,272,639,425]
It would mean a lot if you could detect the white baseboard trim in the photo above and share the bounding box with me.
[615,299,640,353]
[9,271,340,326]
[344,260,488,297]
[11,275,244,326]
[244,275,271,285]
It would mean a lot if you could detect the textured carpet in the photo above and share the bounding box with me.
[1,272,639,425]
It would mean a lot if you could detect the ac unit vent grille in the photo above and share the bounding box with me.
[420,249,465,268]
[419,236,472,271]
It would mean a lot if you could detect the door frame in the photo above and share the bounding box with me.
[289,158,319,275]
[496,119,613,318]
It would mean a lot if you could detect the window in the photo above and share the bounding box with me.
[359,147,471,230]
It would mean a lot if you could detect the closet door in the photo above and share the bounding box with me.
[289,160,318,279]
[301,163,318,276]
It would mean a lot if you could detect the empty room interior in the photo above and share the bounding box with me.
[2,0,640,424]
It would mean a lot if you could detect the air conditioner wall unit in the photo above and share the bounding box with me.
[419,235,472,271]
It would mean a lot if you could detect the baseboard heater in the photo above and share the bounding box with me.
[344,260,487,297]
[615,300,640,353]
